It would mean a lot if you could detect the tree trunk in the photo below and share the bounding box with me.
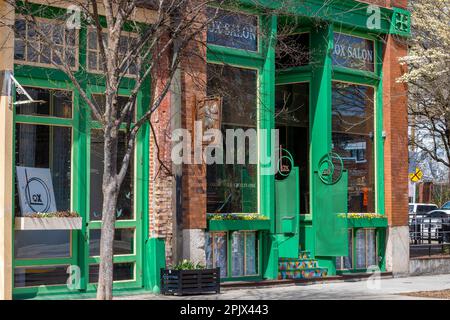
[97,128,119,300]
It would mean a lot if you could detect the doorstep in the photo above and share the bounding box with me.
[220,272,393,290]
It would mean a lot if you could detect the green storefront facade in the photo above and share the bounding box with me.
[0,0,411,299]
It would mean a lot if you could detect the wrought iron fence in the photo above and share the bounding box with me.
[409,215,450,258]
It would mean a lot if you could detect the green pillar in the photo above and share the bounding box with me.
[259,14,277,280]
[144,238,166,293]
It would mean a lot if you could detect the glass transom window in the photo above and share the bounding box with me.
[14,17,78,69]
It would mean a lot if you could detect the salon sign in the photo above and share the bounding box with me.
[207,8,258,52]
[332,33,375,72]
[16,166,57,215]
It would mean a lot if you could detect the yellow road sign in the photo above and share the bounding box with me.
[409,167,423,182]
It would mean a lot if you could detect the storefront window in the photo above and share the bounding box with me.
[336,229,377,270]
[16,87,72,118]
[14,265,70,288]
[332,82,375,213]
[89,263,134,283]
[205,232,228,278]
[275,83,310,213]
[14,123,72,259]
[90,129,134,221]
[89,228,134,256]
[276,33,310,69]
[206,64,258,214]
[231,231,258,277]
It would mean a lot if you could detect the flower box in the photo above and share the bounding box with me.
[14,217,82,230]
[347,217,388,228]
[207,219,270,231]
[160,268,220,296]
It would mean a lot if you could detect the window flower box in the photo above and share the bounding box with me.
[14,212,82,230]
[160,268,220,296]
[207,214,270,231]
[339,213,388,228]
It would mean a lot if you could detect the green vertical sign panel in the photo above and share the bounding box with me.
[313,171,348,256]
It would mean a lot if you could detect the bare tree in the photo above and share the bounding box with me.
[399,0,450,178]
[2,0,227,300]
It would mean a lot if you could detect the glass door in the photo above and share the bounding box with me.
[86,93,143,290]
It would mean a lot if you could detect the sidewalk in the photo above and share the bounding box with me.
[116,274,450,300]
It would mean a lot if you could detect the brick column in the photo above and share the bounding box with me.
[382,0,410,275]
[179,8,208,265]
[148,33,175,265]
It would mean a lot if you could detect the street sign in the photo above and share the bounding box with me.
[409,167,423,182]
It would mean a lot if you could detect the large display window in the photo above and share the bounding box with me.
[206,63,258,214]
[332,82,375,213]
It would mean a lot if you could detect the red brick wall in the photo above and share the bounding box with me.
[382,0,409,226]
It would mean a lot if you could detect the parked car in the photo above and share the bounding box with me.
[409,203,439,242]
[419,210,450,242]
[409,203,438,215]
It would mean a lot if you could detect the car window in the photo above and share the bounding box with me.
[429,211,447,218]
[416,205,438,213]
[442,202,450,210]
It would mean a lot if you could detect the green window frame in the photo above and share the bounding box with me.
[11,8,150,298]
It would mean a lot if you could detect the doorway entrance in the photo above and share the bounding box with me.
[275,82,310,214]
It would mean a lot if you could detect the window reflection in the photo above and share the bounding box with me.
[206,64,258,214]
[90,129,134,220]
[89,228,134,256]
[332,82,375,213]
[14,123,72,259]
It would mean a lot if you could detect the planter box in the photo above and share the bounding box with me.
[160,268,220,296]
[347,217,388,228]
[208,219,270,232]
[15,217,82,230]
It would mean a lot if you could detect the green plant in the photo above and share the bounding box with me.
[207,213,269,221]
[23,211,80,218]
[170,259,205,270]
[337,213,384,219]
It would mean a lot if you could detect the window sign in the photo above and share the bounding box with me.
[207,8,258,52]
[332,33,375,72]
[16,166,57,215]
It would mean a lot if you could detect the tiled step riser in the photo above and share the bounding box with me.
[278,250,327,280]
[278,260,318,270]
[278,269,328,280]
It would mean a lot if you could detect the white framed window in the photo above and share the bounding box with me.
[14,16,79,69]
[86,28,138,77]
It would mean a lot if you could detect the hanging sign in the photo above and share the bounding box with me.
[332,33,375,72]
[207,8,258,52]
[16,166,57,215]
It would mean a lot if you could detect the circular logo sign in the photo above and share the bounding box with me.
[25,177,52,212]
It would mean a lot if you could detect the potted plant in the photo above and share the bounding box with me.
[160,259,220,296]
[15,211,82,230]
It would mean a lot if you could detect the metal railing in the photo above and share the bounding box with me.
[409,216,450,258]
